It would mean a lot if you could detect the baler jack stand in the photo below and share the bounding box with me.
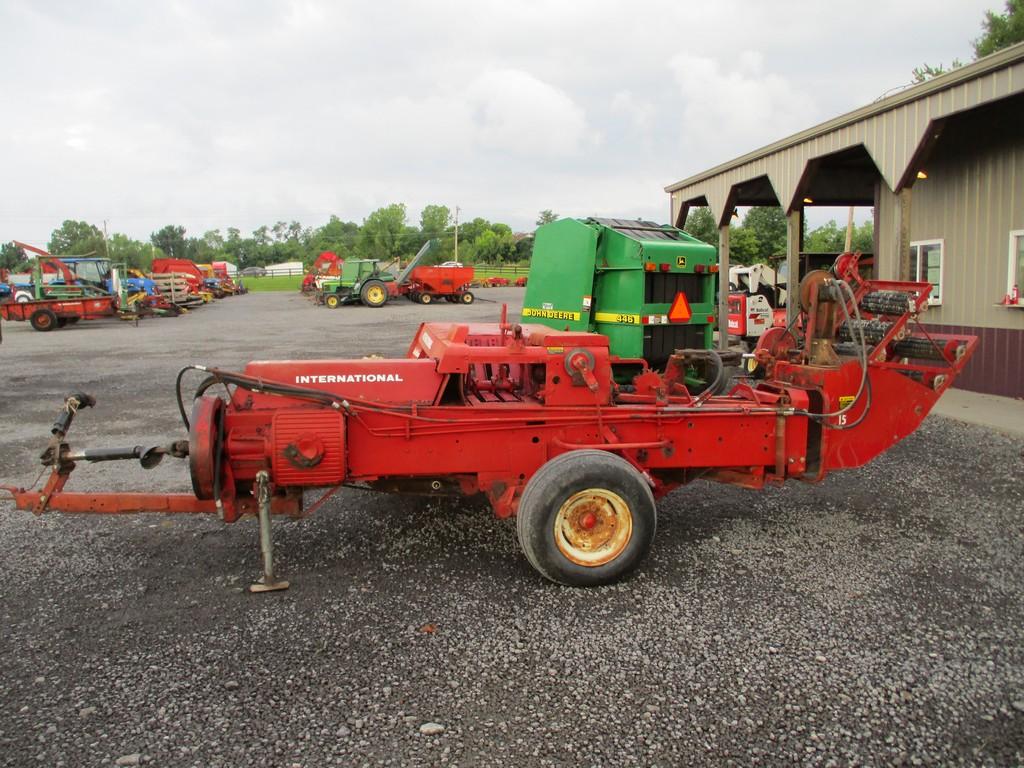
[250,471,289,593]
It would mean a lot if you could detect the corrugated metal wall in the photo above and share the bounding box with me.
[912,129,1024,330]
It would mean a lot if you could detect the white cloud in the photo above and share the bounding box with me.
[0,0,998,244]
[668,50,818,169]
[466,69,595,158]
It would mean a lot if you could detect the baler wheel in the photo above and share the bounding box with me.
[360,281,388,308]
[460,291,475,305]
[516,450,656,587]
[30,308,59,332]
[325,294,341,309]
[420,293,433,305]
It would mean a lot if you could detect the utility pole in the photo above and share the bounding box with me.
[102,219,110,259]
[844,206,854,252]
[454,205,460,263]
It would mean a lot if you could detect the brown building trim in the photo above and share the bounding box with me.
[923,322,1024,399]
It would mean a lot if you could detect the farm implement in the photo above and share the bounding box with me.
[316,241,474,308]
[1,244,181,332]
[1,254,976,590]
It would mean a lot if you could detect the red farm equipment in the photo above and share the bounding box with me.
[151,258,211,304]
[402,265,475,304]
[1,254,976,591]
[303,252,344,293]
[0,294,119,332]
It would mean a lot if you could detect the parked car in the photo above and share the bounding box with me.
[239,266,267,277]
[439,261,464,268]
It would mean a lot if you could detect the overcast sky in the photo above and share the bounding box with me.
[1,0,996,246]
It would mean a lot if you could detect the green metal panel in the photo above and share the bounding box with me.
[523,217,718,366]
[521,219,598,331]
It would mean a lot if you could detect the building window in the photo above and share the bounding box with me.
[1009,230,1024,305]
[909,240,943,306]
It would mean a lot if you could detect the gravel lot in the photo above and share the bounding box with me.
[2,290,1023,767]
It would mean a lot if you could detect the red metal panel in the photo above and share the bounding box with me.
[272,410,345,487]
[241,359,446,405]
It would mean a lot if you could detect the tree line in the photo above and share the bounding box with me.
[683,206,874,265]
[0,205,561,272]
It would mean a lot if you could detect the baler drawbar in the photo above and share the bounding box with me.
[1,254,977,590]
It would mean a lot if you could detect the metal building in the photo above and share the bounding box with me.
[666,42,1024,398]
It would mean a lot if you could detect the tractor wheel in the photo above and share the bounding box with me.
[360,280,388,308]
[57,318,68,328]
[14,290,32,303]
[66,317,80,325]
[460,291,475,305]
[30,308,59,332]
[408,292,420,304]
[516,450,656,587]
[325,294,341,309]
[420,293,433,305]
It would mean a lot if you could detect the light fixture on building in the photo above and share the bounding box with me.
[731,209,739,219]
[802,196,814,204]
[916,170,928,179]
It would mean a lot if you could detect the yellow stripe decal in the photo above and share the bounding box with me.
[522,307,581,321]
[594,311,641,325]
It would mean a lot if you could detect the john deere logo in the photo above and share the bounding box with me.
[676,256,687,268]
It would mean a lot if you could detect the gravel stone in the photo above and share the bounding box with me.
[419,722,446,736]
[114,754,140,766]
[1,291,1022,766]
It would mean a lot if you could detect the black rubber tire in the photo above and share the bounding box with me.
[360,280,388,308]
[460,291,475,305]
[66,317,80,325]
[325,294,340,309]
[30,308,59,332]
[57,318,68,328]
[420,293,433,305]
[516,450,656,587]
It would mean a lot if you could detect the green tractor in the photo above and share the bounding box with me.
[319,240,435,309]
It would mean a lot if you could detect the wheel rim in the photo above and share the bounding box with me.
[36,314,53,329]
[553,489,633,567]
[367,285,385,304]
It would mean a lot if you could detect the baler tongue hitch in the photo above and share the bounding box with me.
[41,394,188,470]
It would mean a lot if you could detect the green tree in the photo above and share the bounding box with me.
[911,60,964,83]
[48,220,104,255]
[805,220,845,252]
[0,241,27,270]
[311,215,359,259]
[358,203,408,261]
[536,210,559,227]
[728,224,760,265]
[474,229,518,263]
[683,207,719,247]
[974,0,1024,57]
[420,205,451,237]
[150,225,188,259]
[804,218,875,253]
[107,233,154,270]
[515,234,534,263]
[742,206,787,262]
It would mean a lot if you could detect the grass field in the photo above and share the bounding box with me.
[243,274,304,291]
